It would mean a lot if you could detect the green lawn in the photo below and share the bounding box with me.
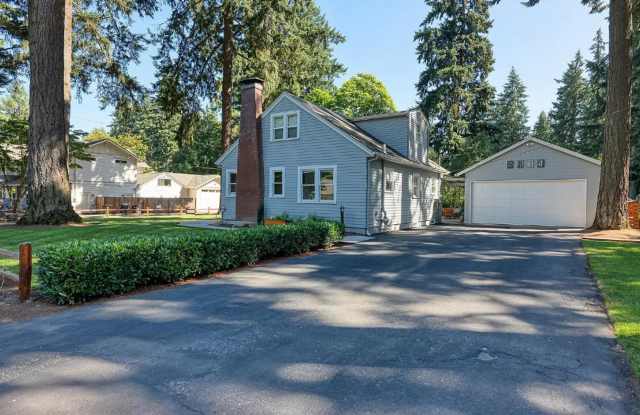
[0,215,217,284]
[583,240,640,377]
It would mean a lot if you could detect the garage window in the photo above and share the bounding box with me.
[537,159,546,168]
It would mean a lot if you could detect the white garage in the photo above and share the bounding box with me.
[457,138,601,229]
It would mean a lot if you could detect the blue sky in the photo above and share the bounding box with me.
[70,1,608,132]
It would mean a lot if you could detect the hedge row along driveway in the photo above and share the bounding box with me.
[0,215,218,283]
[38,220,344,304]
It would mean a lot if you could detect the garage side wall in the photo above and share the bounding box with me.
[463,141,601,226]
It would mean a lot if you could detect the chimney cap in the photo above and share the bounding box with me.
[240,77,265,86]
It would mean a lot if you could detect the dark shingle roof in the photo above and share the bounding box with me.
[285,94,448,174]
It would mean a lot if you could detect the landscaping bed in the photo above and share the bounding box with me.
[583,240,640,378]
[38,219,343,304]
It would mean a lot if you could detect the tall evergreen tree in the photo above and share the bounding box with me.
[549,51,588,151]
[581,28,608,158]
[414,0,495,167]
[155,0,345,150]
[532,111,553,142]
[493,67,530,149]
[3,0,158,224]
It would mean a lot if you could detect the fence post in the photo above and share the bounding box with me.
[19,243,32,303]
[106,206,110,217]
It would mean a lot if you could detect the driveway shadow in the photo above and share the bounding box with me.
[0,229,635,414]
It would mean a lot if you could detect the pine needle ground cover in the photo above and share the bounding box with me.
[583,240,640,377]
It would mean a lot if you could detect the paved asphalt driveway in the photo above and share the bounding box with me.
[0,227,635,414]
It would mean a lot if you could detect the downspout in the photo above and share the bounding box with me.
[365,157,372,236]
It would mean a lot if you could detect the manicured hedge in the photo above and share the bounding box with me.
[38,220,344,304]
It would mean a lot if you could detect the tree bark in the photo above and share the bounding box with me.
[593,0,633,229]
[19,0,80,225]
[221,0,234,151]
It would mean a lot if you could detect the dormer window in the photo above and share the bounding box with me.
[271,111,299,141]
[114,159,128,165]
[158,178,172,187]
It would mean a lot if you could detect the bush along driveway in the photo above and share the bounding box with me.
[0,228,636,414]
[583,240,640,381]
[37,220,343,304]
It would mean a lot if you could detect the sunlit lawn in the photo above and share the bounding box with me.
[0,215,217,286]
[583,240,640,378]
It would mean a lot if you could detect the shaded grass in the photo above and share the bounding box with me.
[0,215,217,288]
[583,240,640,377]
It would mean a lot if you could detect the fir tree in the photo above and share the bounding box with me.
[549,51,588,151]
[532,111,553,142]
[493,67,530,149]
[581,28,607,158]
[415,0,495,167]
[155,0,345,150]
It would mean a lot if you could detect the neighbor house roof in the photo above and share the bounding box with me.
[138,172,220,190]
[86,139,145,163]
[455,137,602,177]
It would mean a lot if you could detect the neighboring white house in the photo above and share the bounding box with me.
[71,139,220,213]
[71,139,147,210]
[137,172,221,213]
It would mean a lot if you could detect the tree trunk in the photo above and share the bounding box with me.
[593,0,633,229]
[221,0,234,151]
[19,0,80,225]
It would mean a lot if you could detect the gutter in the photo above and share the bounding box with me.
[373,153,448,175]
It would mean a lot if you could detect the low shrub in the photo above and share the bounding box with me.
[38,219,344,304]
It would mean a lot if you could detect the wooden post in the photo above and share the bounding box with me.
[19,243,32,302]
[106,206,110,217]
[146,206,150,216]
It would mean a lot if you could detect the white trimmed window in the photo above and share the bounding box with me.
[158,178,172,187]
[270,167,285,198]
[226,169,237,197]
[385,171,395,192]
[411,174,421,199]
[271,111,299,141]
[431,177,438,195]
[298,166,336,203]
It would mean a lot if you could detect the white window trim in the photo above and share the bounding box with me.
[225,169,237,197]
[411,173,421,199]
[270,110,300,141]
[269,167,286,198]
[297,165,337,204]
[384,170,395,193]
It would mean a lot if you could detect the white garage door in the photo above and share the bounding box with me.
[471,180,587,228]
[195,189,220,213]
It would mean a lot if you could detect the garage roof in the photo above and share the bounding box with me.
[455,137,601,177]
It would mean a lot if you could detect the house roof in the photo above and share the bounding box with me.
[351,110,411,122]
[138,172,220,190]
[262,93,448,175]
[87,139,144,163]
[455,137,602,177]
[0,143,26,161]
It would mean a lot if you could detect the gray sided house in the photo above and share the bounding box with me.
[456,137,601,228]
[215,78,448,234]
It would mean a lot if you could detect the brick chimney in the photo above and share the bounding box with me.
[235,78,264,223]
